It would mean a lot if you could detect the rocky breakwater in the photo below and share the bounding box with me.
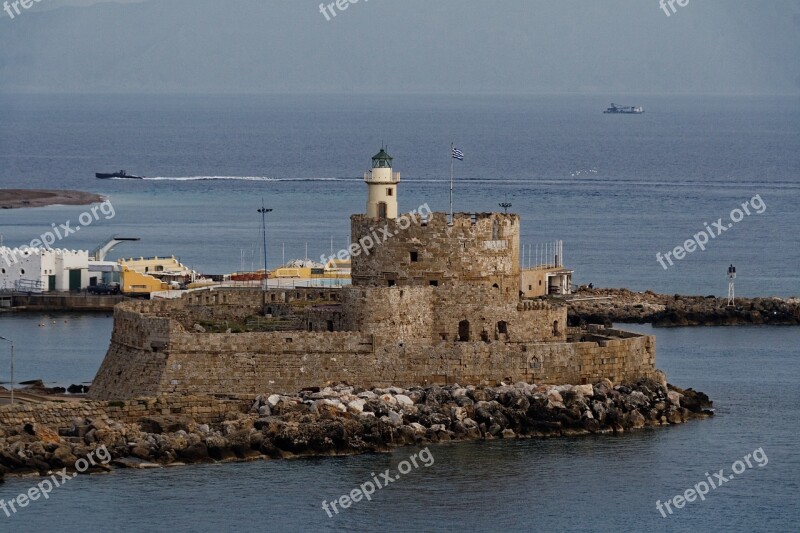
[0,380,713,479]
[568,287,800,327]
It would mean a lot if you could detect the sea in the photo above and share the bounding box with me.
[0,94,798,531]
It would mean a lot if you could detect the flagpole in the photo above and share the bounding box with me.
[449,142,454,225]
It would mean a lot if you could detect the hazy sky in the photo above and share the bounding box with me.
[1,0,798,94]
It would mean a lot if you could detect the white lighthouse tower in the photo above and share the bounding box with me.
[364,147,400,220]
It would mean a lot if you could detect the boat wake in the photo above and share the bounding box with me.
[145,176,359,182]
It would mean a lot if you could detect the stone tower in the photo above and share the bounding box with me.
[364,147,400,220]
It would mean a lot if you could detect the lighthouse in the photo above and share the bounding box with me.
[364,147,400,220]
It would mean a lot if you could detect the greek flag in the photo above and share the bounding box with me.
[452,147,464,161]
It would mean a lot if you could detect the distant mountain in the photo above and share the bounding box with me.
[0,0,798,94]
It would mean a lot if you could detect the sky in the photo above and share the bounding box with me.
[0,0,798,94]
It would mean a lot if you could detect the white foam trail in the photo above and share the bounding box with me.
[146,176,275,181]
[144,176,359,182]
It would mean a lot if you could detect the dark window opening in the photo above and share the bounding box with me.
[458,320,470,342]
[497,321,508,334]
[429,280,439,287]
[326,320,334,332]
[553,320,560,337]
[480,330,490,342]
[386,188,393,197]
[410,251,419,262]
[387,280,396,287]
[492,283,499,289]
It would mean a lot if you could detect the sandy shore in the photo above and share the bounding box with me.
[0,189,105,209]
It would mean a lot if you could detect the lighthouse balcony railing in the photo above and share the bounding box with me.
[363,171,400,183]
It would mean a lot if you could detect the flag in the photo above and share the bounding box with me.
[452,147,464,161]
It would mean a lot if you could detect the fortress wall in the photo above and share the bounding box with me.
[513,306,569,343]
[340,285,568,344]
[0,396,249,428]
[370,331,656,387]
[341,286,434,340]
[88,307,175,399]
[91,318,655,399]
[88,343,169,399]
[90,288,655,399]
[108,306,175,349]
[156,331,376,397]
[147,288,344,328]
[350,212,520,293]
[304,305,345,332]
[430,285,568,343]
[184,287,340,307]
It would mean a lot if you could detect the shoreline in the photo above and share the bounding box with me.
[568,287,800,327]
[0,379,713,481]
[0,189,106,210]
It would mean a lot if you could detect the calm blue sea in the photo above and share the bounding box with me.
[0,95,799,531]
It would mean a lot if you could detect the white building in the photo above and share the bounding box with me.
[0,247,89,292]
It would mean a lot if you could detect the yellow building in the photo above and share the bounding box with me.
[271,259,350,280]
[120,267,170,296]
[118,256,199,296]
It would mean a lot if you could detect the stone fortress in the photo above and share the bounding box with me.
[89,149,657,400]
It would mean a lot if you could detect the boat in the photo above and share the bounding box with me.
[603,103,644,114]
[95,170,145,180]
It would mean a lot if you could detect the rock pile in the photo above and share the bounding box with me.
[568,287,800,327]
[0,379,713,479]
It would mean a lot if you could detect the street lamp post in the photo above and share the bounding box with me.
[258,199,273,291]
[0,336,14,405]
